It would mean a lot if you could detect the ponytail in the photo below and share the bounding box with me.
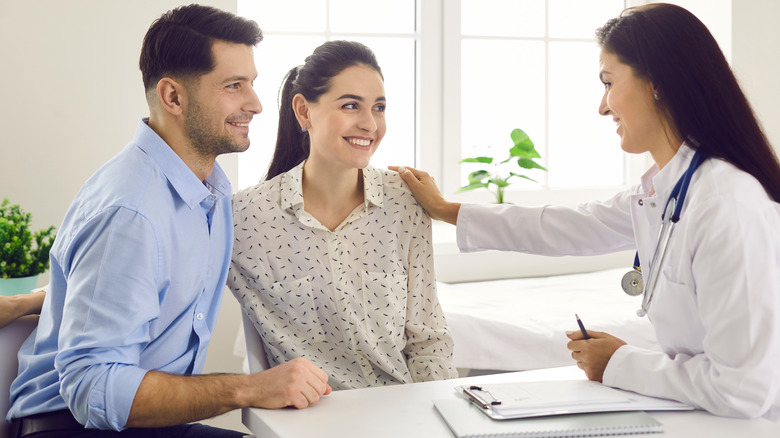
[265,66,309,180]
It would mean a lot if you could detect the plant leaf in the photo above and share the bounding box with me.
[509,144,541,158]
[460,156,493,164]
[516,157,547,171]
[508,172,538,183]
[457,182,489,192]
[466,170,490,184]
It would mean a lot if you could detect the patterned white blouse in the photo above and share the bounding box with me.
[229,162,458,390]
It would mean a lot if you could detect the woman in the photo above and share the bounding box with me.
[229,41,458,390]
[394,4,780,420]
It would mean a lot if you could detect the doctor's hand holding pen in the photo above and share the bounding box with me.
[566,315,626,382]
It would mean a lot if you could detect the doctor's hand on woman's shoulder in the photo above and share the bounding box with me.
[390,166,461,225]
[566,330,627,382]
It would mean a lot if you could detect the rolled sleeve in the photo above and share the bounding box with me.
[55,207,160,430]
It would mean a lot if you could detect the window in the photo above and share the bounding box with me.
[442,0,631,207]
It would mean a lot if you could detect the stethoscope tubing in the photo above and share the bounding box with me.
[626,150,707,317]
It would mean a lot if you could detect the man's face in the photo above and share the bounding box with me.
[183,40,262,158]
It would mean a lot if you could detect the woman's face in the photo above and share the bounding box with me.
[302,64,386,171]
[598,50,676,167]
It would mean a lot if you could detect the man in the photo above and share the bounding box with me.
[7,5,331,437]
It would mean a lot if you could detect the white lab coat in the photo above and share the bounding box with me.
[456,144,780,421]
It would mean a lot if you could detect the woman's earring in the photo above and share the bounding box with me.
[301,125,308,133]
[653,93,660,100]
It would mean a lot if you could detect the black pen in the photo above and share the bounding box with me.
[575,313,591,339]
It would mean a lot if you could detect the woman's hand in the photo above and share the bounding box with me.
[389,166,461,225]
[0,289,45,328]
[566,329,626,382]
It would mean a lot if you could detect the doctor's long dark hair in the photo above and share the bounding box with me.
[597,3,780,202]
[265,40,383,180]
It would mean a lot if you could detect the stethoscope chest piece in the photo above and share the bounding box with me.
[621,269,644,296]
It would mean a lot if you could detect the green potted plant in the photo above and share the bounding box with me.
[458,128,547,203]
[0,198,56,296]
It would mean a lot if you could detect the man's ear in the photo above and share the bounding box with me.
[155,78,186,116]
[292,93,310,131]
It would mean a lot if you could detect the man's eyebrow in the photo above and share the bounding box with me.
[336,94,387,102]
[222,75,255,84]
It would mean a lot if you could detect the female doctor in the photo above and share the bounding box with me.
[393,3,780,421]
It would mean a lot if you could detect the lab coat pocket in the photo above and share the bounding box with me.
[252,276,326,344]
[361,271,408,346]
[651,272,703,351]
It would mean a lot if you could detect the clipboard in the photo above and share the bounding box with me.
[459,380,693,420]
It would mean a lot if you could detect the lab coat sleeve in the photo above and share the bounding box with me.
[456,189,637,256]
[603,194,780,419]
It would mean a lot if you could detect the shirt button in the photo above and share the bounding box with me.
[649,201,657,208]
[638,199,644,206]
[196,313,204,321]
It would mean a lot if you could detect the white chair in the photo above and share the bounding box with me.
[241,313,269,373]
[1,315,38,438]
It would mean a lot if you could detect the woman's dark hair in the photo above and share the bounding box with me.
[139,4,263,92]
[597,3,780,202]
[265,40,383,180]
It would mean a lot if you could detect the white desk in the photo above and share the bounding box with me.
[243,366,780,437]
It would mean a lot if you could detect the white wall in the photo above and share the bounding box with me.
[0,0,777,379]
[732,1,780,153]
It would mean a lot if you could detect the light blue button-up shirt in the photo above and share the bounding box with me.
[7,119,233,431]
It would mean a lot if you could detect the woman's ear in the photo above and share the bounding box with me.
[156,78,186,116]
[292,93,310,131]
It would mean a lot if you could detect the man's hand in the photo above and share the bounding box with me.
[127,357,332,428]
[388,166,460,225]
[247,357,332,409]
[566,330,626,382]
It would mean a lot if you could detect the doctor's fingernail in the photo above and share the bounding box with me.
[565,331,575,335]
[397,166,407,173]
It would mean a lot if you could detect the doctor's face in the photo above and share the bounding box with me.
[598,50,674,167]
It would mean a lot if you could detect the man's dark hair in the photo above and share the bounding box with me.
[139,4,263,92]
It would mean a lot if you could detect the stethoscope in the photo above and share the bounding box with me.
[622,150,707,317]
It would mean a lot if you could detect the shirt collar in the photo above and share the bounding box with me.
[650,143,695,200]
[280,161,384,214]
[133,118,232,209]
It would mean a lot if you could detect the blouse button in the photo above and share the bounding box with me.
[196,313,204,321]
[638,199,644,206]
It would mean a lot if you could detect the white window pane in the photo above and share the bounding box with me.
[239,36,326,188]
[330,0,416,34]
[548,0,625,39]
[330,36,417,169]
[460,39,546,187]
[547,41,622,188]
[461,0,545,37]
[238,0,326,32]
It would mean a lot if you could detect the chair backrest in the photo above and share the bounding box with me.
[241,313,269,373]
[1,315,38,438]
